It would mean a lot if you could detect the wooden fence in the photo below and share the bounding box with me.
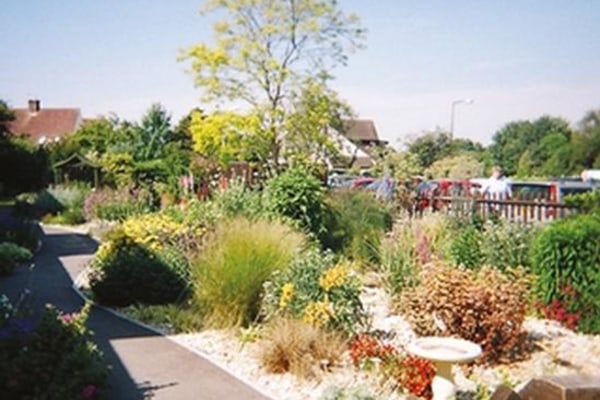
[418,196,581,224]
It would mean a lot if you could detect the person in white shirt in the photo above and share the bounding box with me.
[481,166,512,200]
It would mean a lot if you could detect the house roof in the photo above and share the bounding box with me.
[343,119,381,142]
[9,101,81,142]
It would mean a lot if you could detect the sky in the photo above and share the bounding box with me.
[1,0,599,147]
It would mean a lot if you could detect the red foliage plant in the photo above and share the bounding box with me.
[348,334,397,367]
[348,334,435,399]
[396,355,436,400]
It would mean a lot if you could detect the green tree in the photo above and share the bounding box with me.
[490,116,572,176]
[384,151,423,182]
[134,103,173,161]
[0,100,15,138]
[181,0,365,164]
[572,109,600,169]
[189,110,269,167]
[405,130,452,169]
[284,79,352,167]
[425,153,483,179]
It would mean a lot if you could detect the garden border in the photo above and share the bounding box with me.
[64,225,275,400]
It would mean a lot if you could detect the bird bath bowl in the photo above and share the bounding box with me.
[407,337,482,400]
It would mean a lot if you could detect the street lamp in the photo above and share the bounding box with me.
[449,98,474,139]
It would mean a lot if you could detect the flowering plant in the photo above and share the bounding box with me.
[0,300,108,399]
[261,249,368,334]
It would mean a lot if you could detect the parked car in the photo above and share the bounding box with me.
[509,180,598,203]
[415,179,481,211]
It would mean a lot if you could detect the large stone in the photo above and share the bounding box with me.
[518,375,600,400]
[490,385,521,400]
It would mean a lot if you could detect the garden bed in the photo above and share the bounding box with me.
[111,281,600,400]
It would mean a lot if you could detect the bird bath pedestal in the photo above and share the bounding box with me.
[407,337,482,400]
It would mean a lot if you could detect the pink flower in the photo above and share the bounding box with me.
[81,384,97,399]
[60,314,74,324]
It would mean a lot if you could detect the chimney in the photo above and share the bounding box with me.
[28,99,41,113]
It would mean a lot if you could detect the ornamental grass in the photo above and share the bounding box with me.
[191,217,305,329]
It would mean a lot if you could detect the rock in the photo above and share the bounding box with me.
[490,385,521,400]
[518,375,600,400]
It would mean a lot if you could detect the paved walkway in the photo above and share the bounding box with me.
[1,225,270,400]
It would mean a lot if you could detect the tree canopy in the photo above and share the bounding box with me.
[181,0,365,164]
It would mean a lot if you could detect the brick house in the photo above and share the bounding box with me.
[8,99,82,143]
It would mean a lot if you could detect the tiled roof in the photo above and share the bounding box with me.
[9,106,81,141]
[343,119,380,142]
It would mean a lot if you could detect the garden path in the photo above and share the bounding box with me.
[0,225,270,400]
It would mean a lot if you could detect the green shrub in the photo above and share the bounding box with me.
[261,249,368,335]
[0,303,108,399]
[90,230,191,307]
[84,186,154,222]
[563,189,600,213]
[191,217,305,329]
[212,178,267,220]
[322,190,392,264]
[449,225,484,269]
[0,242,33,262]
[265,167,327,238]
[530,213,600,333]
[479,221,538,271]
[450,220,538,271]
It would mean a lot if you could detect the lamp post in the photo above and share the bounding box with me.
[449,98,474,139]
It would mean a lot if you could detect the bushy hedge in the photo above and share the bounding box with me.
[530,213,600,333]
[90,230,190,307]
[265,167,327,239]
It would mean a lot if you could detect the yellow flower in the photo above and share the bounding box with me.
[279,283,295,309]
[319,264,348,291]
[302,299,333,327]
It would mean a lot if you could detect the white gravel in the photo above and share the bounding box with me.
[168,287,600,400]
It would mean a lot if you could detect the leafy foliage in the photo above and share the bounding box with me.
[0,302,108,399]
[84,186,154,222]
[190,110,271,167]
[90,229,191,306]
[490,116,573,176]
[181,0,365,163]
[191,217,305,328]
[399,262,531,364]
[266,167,327,238]
[261,249,368,334]
[0,242,33,263]
[284,79,351,166]
[563,189,600,213]
[450,220,538,271]
[322,189,392,264]
[530,213,600,333]
[425,153,483,179]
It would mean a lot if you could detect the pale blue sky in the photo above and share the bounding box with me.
[2,1,599,146]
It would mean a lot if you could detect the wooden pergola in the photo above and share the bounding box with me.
[52,153,101,187]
